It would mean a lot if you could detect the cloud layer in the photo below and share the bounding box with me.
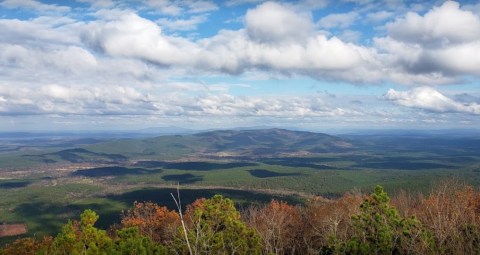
[0,0,479,130]
[2,1,479,84]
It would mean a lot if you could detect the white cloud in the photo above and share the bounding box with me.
[145,0,217,15]
[5,1,477,88]
[317,12,358,29]
[0,17,80,45]
[195,29,374,78]
[185,0,218,13]
[298,0,328,10]
[385,87,480,114]
[76,0,115,8]
[0,0,479,112]
[366,10,394,23]
[371,1,480,82]
[156,14,208,31]
[426,41,480,75]
[0,0,70,12]
[79,10,375,82]
[387,1,480,46]
[0,83,156,115]
[0,82,355,119]
[146,0,183,15]
[82,13,197,66]
[0,43,100,77]
[338,30,361,43]
[245,2,314,44]
[185,94,343,117]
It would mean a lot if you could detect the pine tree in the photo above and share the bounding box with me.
[173,195,262,254]
[342,186,432,255]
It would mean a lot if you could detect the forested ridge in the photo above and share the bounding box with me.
[1,180,479,255]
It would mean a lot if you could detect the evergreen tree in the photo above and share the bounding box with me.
[111,227,167,255]
[174,195,262,254]
[51,209,113,255]
[342,186,432,255]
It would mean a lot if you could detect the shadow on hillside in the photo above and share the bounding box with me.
[23,148,127,163]
[163,162,258,171]
[11,187,304,239]
[71,167,162,177]
[134,161,258,171]
[13,201,122,235]
[353,161,453,170]
[0,181,31,189]
[248,169,302,178]
[105,187,304,211]
[262,158,338,170]
[162,174,203,184]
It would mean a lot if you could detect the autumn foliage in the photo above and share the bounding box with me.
[121,201,180,244]
[245,200,303,254]
[3,181,480,254]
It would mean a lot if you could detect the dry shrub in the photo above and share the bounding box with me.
[391,189,424,218]
[413,179,480,254]
[182,197,207,230]
[302,191,364,254]
[121,201,180,244]
[0,236,53,255]
[244,200,303,255]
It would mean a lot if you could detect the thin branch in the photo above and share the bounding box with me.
[171,183,194,255]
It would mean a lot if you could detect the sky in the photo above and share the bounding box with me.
[0,0,479,132]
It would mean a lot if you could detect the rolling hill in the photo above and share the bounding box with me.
[81,128,354,160]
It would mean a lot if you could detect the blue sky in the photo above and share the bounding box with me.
[0,0,479,131]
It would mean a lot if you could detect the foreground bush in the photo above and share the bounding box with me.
[2,182,480,255]
[244,200,303,254]
[414,180,480,254]
[121,201,180,244]
[302,191,364,254]
[173,195,262,255]
[342,186,433,255]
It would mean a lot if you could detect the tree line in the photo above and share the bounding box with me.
[1,180,480,254]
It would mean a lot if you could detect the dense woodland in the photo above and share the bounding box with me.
[1,180,480,255]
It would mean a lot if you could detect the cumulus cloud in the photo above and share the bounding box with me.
[385,87,480,114]
[387,1,480,46]
[0,44,100,81]
[5,0,477,87]
[373,1,480,83]
[78,7,375,81]
[196,29,373,76]
[1,0,480,130]
[245,2,314,44]
[425,41,480,75]
[82,13,198,66]
[1,0,478,88]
